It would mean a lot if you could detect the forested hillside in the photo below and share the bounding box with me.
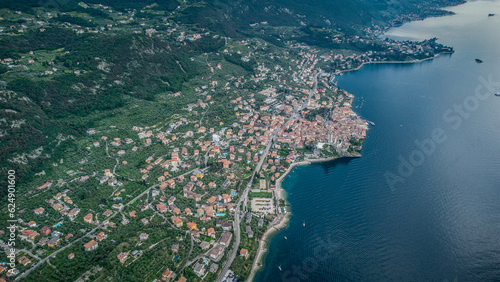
[0,0,463,194]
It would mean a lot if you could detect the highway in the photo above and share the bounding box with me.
[216,129,277,281]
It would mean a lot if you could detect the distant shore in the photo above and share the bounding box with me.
[339,52,452,75]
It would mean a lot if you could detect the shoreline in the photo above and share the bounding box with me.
[338,52,452,75]
[246,155,360,282]
[246,50,452,282]
[245,2,461,280]
[246,211,290,282]
[246,51,451,282]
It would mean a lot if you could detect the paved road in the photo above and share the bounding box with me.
[177,232,196,273]
[16,212,118,281]
[105,140,121,177]
[185,253,207,268]
[0,244,40,261]
[18,249,41,260]
[126,167,199,207]
[126,185,157,207]
[216,132,275,282]
[299,71,324,113]
[177,232,202,273]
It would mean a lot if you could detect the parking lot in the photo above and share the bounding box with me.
[251,198,275,214]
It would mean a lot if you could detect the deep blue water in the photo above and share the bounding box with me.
[255,1,500,281]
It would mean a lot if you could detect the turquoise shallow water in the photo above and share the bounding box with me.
[256,1,500,281]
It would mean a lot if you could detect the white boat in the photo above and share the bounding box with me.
[284,236,287,240]
[278,265,282,271]
[303,220,306,227]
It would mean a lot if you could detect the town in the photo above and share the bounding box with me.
[0,1,455,281]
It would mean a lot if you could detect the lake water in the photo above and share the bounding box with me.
[255,1,500,281]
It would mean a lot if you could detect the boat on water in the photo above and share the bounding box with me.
[278,265,282,271]
[303,220,306,227]
[495,93,500,97]
[475,58,483,63]
[368,121,375,126]
[488,13,495,17]
[284,236,287,240]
